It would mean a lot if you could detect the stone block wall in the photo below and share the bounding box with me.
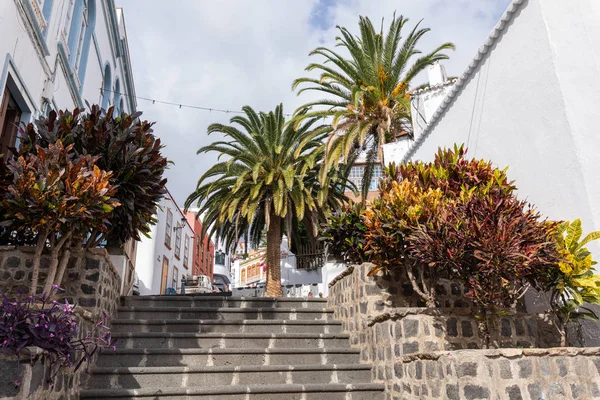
[399,348,600,399]
[0,246,122,400]
[327,263,598,399]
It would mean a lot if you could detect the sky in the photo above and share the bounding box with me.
[118,0,511,206]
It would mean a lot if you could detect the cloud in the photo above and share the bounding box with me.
[117,0,510,206]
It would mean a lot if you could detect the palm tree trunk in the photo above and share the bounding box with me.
[264,212,282,297]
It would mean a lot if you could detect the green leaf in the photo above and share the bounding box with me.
[282,166,294,190]
[578,230,600,250]
[566,219,583,253]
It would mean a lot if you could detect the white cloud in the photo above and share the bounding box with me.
[117,0,510,205]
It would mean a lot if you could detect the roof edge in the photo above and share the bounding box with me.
[401,0,526,164]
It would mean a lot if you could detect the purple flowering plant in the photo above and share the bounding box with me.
[0,285,114,388]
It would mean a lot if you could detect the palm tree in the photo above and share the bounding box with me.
[185,105,332,297]
[292,14,455,199]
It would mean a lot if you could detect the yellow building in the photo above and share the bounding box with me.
[239,250,266,286]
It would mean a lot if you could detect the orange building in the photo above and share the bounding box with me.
[185,212,215,279]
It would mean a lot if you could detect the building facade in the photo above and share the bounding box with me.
[184,211,215,279]
[1,0,138,293]
[1,0,137,157]
[382,63,457,165]
[135,191,194,295]
[396,0,600,256]
[395,0,600,345]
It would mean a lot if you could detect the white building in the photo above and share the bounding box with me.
[382,63,457,164]
[387,0,600,256]
[1,0,138,294]
[135,190,195,295]
[1,1,136,149]
[384,0,600,343]
[230,236,347,297]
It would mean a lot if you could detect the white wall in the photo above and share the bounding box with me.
[404,0,600,253]
[382,76,456,165]
[135,192,195,295]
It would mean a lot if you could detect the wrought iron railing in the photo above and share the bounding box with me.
[295,243,325,270]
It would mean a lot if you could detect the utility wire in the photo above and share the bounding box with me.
[101,88,294,116]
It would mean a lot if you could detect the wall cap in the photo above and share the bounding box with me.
[401,346,600,363]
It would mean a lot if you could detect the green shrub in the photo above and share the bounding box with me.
[547,219,600,345]
[321,203,369,265]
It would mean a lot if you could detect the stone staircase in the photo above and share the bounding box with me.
[80,296,385,399]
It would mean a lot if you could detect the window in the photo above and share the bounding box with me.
[241,269,246,284]
[195,235,201,265]
[174,222,182,259]
[101,64,112,110]
[369,165,383,191]
[183,234,189,268]
[349,166,363,189]
[349,165,382,192]
[113,79,121,114]
[73,6,87,72]
[40,0,54,38]
[172,266,179,291]
[63,0,75,38]
[66,0,96,87]
[0,88,22,159]
[215,251,225,266]
[164,208,173,248]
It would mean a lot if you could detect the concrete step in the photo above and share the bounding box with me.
[110,319,343,334]
[111,332,351,349]
[88,364,372,388]
[96,347,362,368]
[122,296,328,310]
[80,383,385,400]
[116,306,333,321]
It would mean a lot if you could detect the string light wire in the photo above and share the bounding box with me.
[101,88,294,116]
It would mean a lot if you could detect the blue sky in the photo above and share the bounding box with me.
[310,0,340,30]
[118,0,511,206]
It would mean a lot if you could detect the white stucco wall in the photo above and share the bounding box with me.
[382,78,456,165]
[404,0,600,253]
[0,0,136,121]
[135,192,195,295]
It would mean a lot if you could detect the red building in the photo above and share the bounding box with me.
[185,211,215,279]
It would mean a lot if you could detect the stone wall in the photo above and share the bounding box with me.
[327,263,600,399]
[0,246,122,400]
[399,348,600,399]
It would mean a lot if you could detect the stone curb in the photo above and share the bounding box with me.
[366,307,541,326]
[328,266,354,287]
[400,346,600,363]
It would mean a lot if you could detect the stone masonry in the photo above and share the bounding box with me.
[0,246,121,400]
[328,263,600,399]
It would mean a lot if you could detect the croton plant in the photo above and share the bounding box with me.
[0,105,168,296]
[323,144,600,347]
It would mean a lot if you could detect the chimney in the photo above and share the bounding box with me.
[427,62,448,86]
